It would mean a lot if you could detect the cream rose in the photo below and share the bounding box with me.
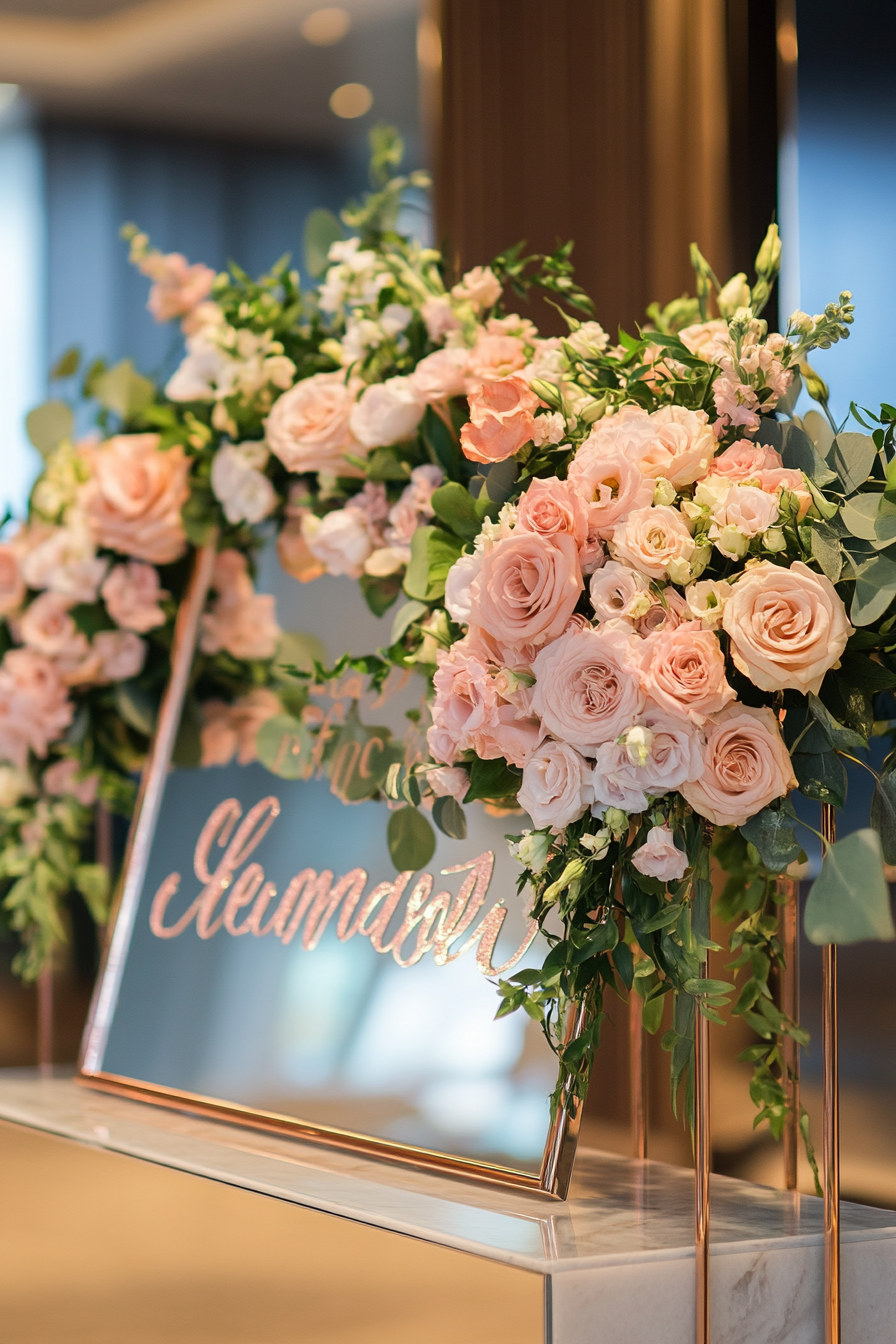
[632,827,689,881]
[302,508,373,579]
[636,621,735,722]
[515,476,589,547]
[210,441,276,525]
[682,704,796,827]
[349,377,426,449]
[101,561,168,633]
[637,405,716,488]
[518,740,593,830]
[264,371,360,475]
[722,560,853,696]
[81,435,190,566]
[531,622,643,749]
[469,531,583,649]
[608,505,696,580]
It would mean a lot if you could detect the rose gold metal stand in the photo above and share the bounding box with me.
[630,988,647,1160]
[37,965,53,1076]
[695,975,710,1344]
[779,875,800,1190]
[821,803,840,1344]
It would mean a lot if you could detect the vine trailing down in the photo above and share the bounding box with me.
[5,128,896,1171]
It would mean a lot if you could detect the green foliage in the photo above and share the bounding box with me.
[387,806,436,872]
[805,829,896,945]
[403,526,465,602]
[304,208,344,278]
[432,795,467,840]
[92,359,155,421]
[26,401,74,457]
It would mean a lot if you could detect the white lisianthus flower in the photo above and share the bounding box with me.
[349,377,426,450]
[211,442,277,525]
[623,725,655,768]
[509,829,552,875]
[565,321,610,359]
[301,508,372,579]
[380,303,413,336]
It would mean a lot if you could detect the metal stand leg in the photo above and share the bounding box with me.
[779,875,800,1191]
[37,965,52,1076]
[630,988,647,1160]
[695,984,710,1344]
[821,803,840,1344]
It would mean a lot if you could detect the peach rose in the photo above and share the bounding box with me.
[199,550,281,662]
[722,560,853,696]
[632,826,688,881]
[682,704,797,827]
[709,440,783,482]
[409,347,469,402]
[43,757,99,806]
[0,649,73,768]
[465,333,527,389]
[518,740,593,830]
[636,621,735,722]
[531,621,643,749]
[101,561,169,633]
[81,435,190,565]
[636,405,716,487]
[468,531,583,649]
[0,544,25,616]
[567,411,655,536]
[264,371,361,476]
[515,477,589,547]
[460,376,540,464]
[608,505,696,579]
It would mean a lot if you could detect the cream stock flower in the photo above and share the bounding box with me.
[681,704,796,827]
[518,740,593,830]
[722,560,852,696]
[608,505,696,580]
[81,435,190,565]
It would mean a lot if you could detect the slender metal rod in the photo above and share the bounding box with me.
[630,987,647,1160]
[779,875,800,1190]
[37,965,53,1076]
[695,978,710,1344]
[821,803,840,1344]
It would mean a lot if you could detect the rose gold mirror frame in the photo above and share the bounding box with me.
[78,543,587,1199]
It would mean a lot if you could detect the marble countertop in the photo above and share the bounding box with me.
[0,1070,893,1278]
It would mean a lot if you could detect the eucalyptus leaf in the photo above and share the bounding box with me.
[803,408,835,455]
[871,771,896,865]
[432,794,467,840]
[850,551,896,626]
[50,346,81,380]
[739,802,801,873]
[256,714,313,780]
[387,807,436,872]
[793,750,847,808]
[93,359,154,419]
[113,681,157,737]
[273,630,328,678]
[808,694,868,753]
[25,400,73,457]
[781,422,837,487]
[828,431,878,496]
[304,207,344,278]
[841,493,896,548]
[810,522,842,584]
[391,599,428,644]
[804,829,895,945]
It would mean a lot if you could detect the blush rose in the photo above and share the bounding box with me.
[518,740,594,830]
[681,704,797,827]
[264,371,361,476]
[469,531,583,649]
[531,622,644,749]
[636,620,735,723]
[81,435,190,566]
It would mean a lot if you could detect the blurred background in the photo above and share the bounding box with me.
[1,1,896,1340]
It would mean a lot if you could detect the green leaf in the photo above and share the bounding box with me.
[113,681,157,737]
[484,457,519,505]
[387,807,436,872]
[614,940,633,989]
[827,432,877,496]
[850,551,896,627]
[402,526,465,602]
[256,714,313,780]
[793,750,847,808]
[781,422,837,487]
[463,755,521,804]
[808,694,867,753]
[93,359,155,420]
[272,631,327,679]
[642,993,666,1034]
[803,408,834,456]
[841,493,896,549]
[431,482,487,542]
[50,346,81,380]
[739,802,801,873]
[391,599,428,644]
[804,829,895,945]
[25,400,74,457]
[432,794,467,840]
[871,771,896,865]
[360,572,402,616]
[421,404,469,482]
[810,522,842,584]
[304,207,344,278]
[637,904,684,933]
[74,863,111,924]
[683,977,735,997]
[837,651,896,693]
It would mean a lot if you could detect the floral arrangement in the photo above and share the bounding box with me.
[5,129,896,1166]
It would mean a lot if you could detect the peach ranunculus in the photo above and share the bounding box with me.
[721,559,853,696]
[199,550,281,662]
[566,411,655,536]
[517,739,594,830]
[81,435,190,565]
[468,531,583,650]
[0,544,25,616]
[636,405,716,488]
[631,826,689,881]
[681,704,797,827]
[101,561,169,633]
[264,371,361,476]
[465,333,527,389]
[636,621,736,723]
[408,347,469,402]
[0,649,73,768]
[608,505,696,580]
[708,440,783,482]
[531,621,644,750]
[460,376,541,464]
[515,476,589,547]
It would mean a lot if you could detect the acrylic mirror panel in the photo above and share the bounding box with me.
[81,543,576,1194]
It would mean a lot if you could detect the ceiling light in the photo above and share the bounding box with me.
[0,84,19,114]
[329,83,372,119]
[302,7,350,46]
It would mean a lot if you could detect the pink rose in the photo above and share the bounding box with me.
[589,561,650,623]
[0,649,73,768]
[469,531,583,649]
[721,560,853,696]
[465,333,527,389]
[709,440,783,482]
[428,644,499,765]
[409,348,469,402]
[93,630,146,682]
[139,251,216,324]
[101,561,169,633]
[634,587,689,637]
[637,621,735,723]
[567,412,655,536]
[81,435,190,566]
[474,702,543,769]
[302,507,372,579]
[460,376,540,464]
[421,295,462,344]
[518,740,593,830]
[682,704,797,827]
[531,622,644,750]
[451,265,502,311]
[516,477,589,547]
[0,544,25,616]
[592,741,649,815]
[43,757,99,806]
[632,826,688,881]
[349,377,425,449]
[637,707,705,795]
[19,592,89,663]
[199,550,281,662]
[637,405,716,487]
[264,371,362,476]
[609,505,696,579]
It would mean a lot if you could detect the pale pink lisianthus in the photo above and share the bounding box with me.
[681,704,796,828]
[451,265,502,312]
[721,560,852,697]
[139,251,216,324]
[349,376,426,450]
[631,826,689,881]
[42,757,99,806]
[515,476,589,547]
[409,347,469,402]
[708,440,783,482]
[608,505,696,579]
[468,531,583,649]
[101,561,169,633]
[636,620,735,723]
[531,621,644,750]
[81,435,190,566]
[465,333,527,389]
[636,405,716,488]
[0,544,25,616]
[264,371,362,476]
[634,586,689,637]
[0,649,73,768]
[567,411,655,537]
[460,376,540,464]
[444,551,483,625]
[421,295,462,344]
[589,561,650,623]
[518,740,593,830]
[199,550,281,662]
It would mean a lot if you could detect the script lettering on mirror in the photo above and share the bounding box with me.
[148,796,538,975]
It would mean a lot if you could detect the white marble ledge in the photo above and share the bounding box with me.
[0,1069,893,1281]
